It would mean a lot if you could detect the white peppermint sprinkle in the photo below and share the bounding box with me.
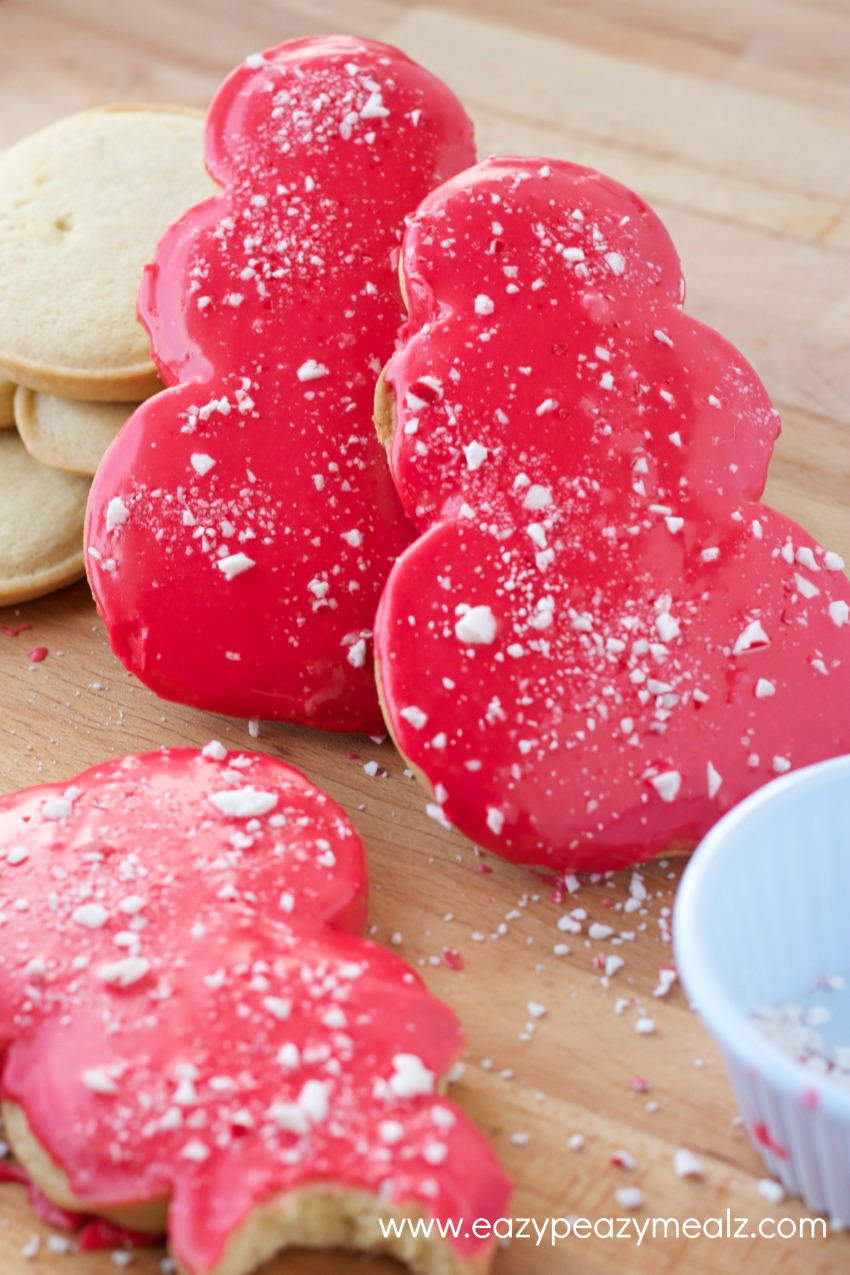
[486,807,505,835]
[535,398,559,416]
[97,957,150,987]
[567,1133,585,1151]
[277,1043,300,1069]
[665,516,684,534]
[604,251,626,275]
[773,756,792,773]
[701,547,720,563]
[360,91,389,120]
[341,529,363,548]
[474,294,495,315]
[41,797,73,821]
[707,762,723,798]
[758,1178,785,1204]
[6,846,28,866]
[523,484,553,510]
[651,771,681,802]
[653,968,678,997]
[389,1054,435,1098]
[190,453,216,476]
[209,786,278,817]
[83,1068,119,1095]
[824,551,845,571]
[217,553,256,580]
[653,329,673,347]
[181,1141,210,1162]
[299,1079,330,1123]
[463,441,489,471]
[794,573,820,599]
[655,612,680,642]
[72,903,108,929]
[245,53,268,68]
[346,638,367,669]
[455,605,497,645]
[400,706,428,729]
[674,1149,704,1178]
[527,1001,547,1019]
[635,1017,656,1034]
[106,497,129,531]
[755,678,775,698]
[615,1186,644,1209]
[829,600,849,627]
[589,923,614,940]
[202,740,228,761]
[263,997,292,1020]
[733,620,769,654]
[297,359,330,381]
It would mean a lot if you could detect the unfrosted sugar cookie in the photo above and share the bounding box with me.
[374,158,850,873]
[0,746,511,1275]
[0,430,89,604]
[86,36,475,733]
[0,106,215,401]
[15,386,143,476]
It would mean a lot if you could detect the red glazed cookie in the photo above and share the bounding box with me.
[374,158,850,873]
[86,36,475,732]
[0,747,510,1275]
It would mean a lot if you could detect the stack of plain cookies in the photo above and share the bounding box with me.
[0,105,216,605]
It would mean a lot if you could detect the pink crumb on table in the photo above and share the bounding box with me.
[27,646,48,663]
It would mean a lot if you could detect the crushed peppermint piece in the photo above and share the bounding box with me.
[463,441,489,471]
[389,1053,435,1098]
[105,496,129,531]
[673,1148,704,1178]
[733,620,769,654]
[707,762,723,798]
[455,605,497,645]
[486,806,505,835]
[296,359,329,381]
[615,1186,644,1209]
[209,786,278,817]
[72,903,109,929]
[217,552,256,580]
[650,771,681,802]
[758,1178,785,1204]
[97,957,150,987]
[474,295,495,315]
[190,453,216,476]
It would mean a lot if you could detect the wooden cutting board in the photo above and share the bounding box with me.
[0,1,848,1272]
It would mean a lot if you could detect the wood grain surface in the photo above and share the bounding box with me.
[1,1,848,1273]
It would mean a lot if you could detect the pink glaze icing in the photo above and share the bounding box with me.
[0,748,510,1272]
[375,158,850,872]
[85,36,475,733]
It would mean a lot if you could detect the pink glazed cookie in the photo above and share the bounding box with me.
[86,36,475,732]
[374,158,850,873]
[0,747,511,1275]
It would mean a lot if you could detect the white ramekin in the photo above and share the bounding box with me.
[674,755,850,1222]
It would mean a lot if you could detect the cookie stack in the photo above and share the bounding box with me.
[0,105,216,605]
